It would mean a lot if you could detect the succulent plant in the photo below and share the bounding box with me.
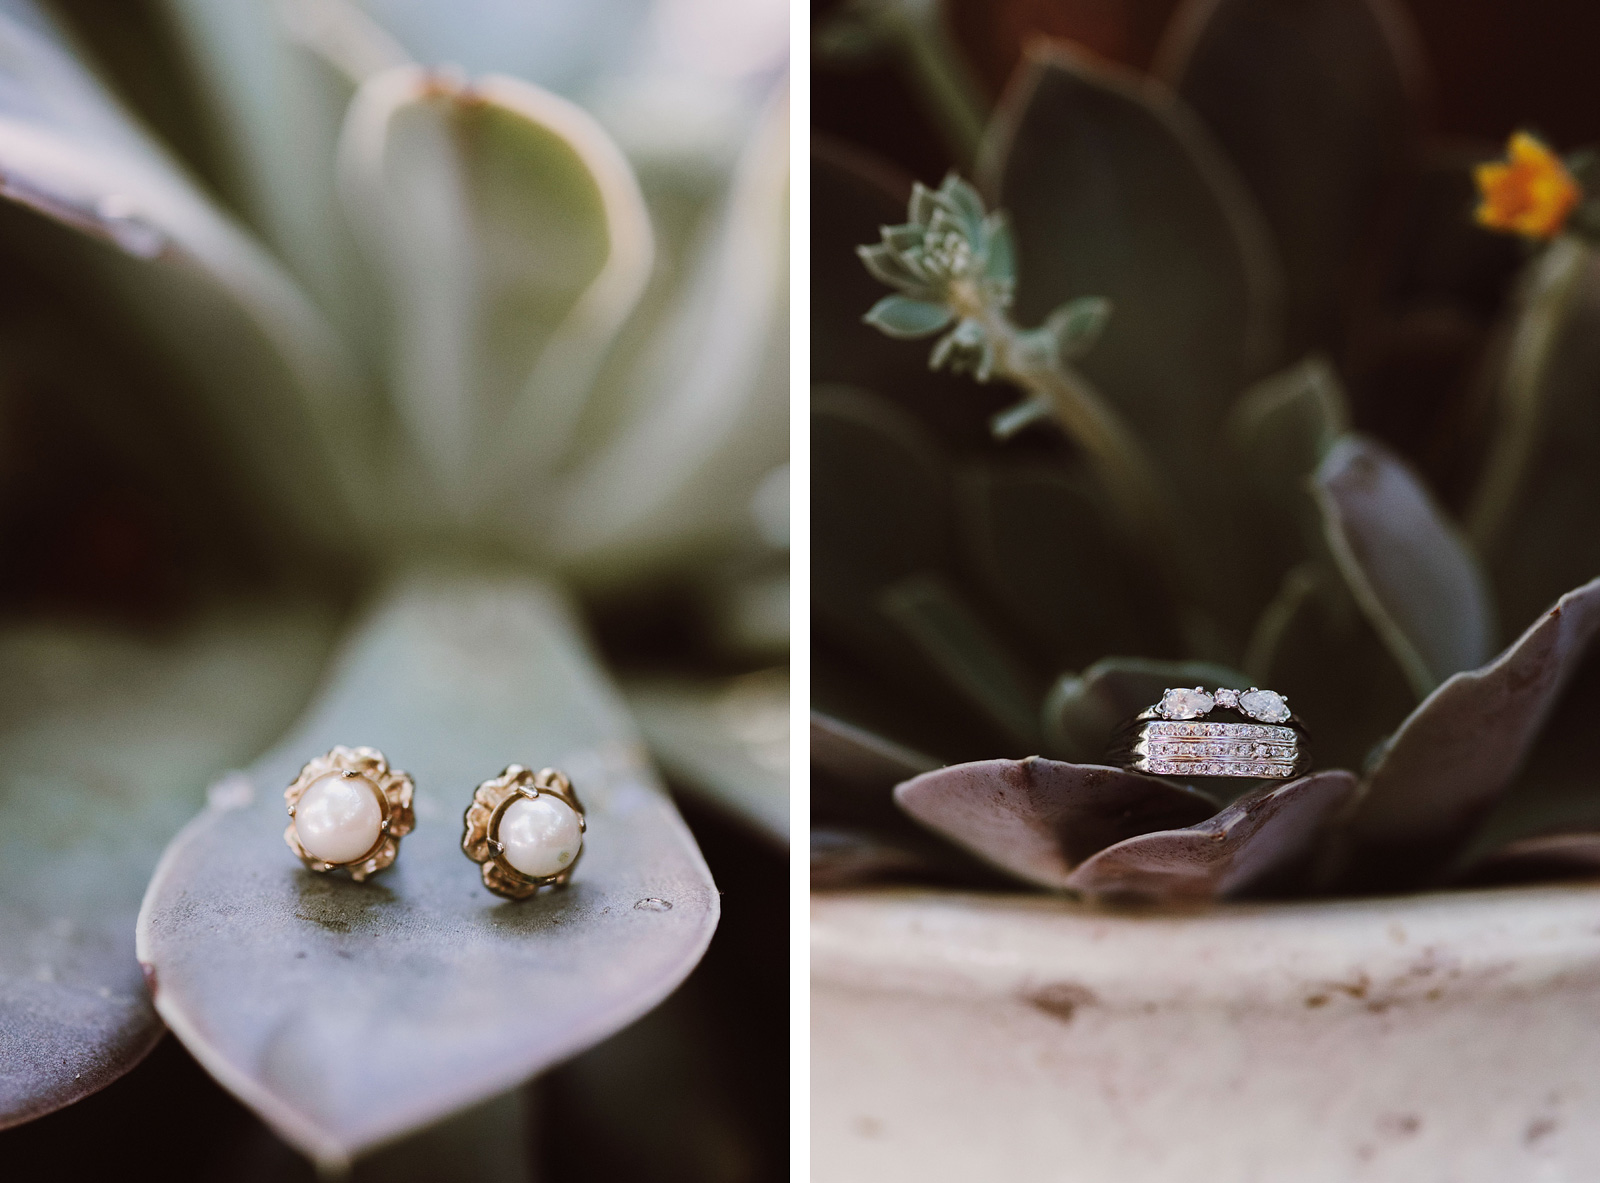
[813,0,1600,905]
[0,0,786,1172]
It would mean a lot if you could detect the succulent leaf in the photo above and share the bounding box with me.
[977,39,1284,638]
[1064,771,1358,900]
[954,461,1163,671]
[1313,434,1494,696]
[0,4,371,551]
[1042,295,1113,362]
[623,670,789,845]
[978,39,1283,493]
[811,711,940,791]
[1228,355,1350,564]
[878,572,1041,747]
[336,64,652,515]
[895,758,1221,889]
[1157,0,1424,353]
[545,88,789,584]
[863,293,955,338]
[161,0,400,354]
[0,605,337,1127]
[1342,575,1600,889]
[135,572,719,1168]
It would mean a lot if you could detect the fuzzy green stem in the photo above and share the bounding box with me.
[966,297,1187,611]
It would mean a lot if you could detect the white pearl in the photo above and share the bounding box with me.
[499,796,582,879]
[294,773,383,865]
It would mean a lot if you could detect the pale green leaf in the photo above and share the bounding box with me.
[135,571,718,1168]
[1044,295,1111,361]
[546,88,787,583]
[161,0,407,361]
[336,64,652,513]
[863,293,953,339]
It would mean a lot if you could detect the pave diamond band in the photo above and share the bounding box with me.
[1108,688,1309,779]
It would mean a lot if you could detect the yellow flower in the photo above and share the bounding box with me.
[1475,132,1581,239]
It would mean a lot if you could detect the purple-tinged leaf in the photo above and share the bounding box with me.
[1064,770,1357,900]
[1343,576,1600,888]
[1313,434,1493,697]
[894,758,1219,889]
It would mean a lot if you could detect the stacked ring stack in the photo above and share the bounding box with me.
[1109,686,1310,779]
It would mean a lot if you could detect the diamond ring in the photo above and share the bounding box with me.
[1107,686,1310,779]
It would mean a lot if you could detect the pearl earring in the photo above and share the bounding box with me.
[461,765,585,899]
[284,746,415,880]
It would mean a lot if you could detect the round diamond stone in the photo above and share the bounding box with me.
[1214,687,1240,709]
[1158,687,1215,720]
[1239,689,1291,723]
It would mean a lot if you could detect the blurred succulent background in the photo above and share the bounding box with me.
[812,0,1600,900]
[0,0,787,1179]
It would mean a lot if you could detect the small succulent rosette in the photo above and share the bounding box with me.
[462,766,587,900]
[283,746,416,880]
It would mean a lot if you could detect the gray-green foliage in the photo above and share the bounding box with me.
[0,0,787,1160]
[817,0,1600,899]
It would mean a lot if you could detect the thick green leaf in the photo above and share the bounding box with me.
[350,62,653,490]
[1041,656,1251,762]
[1227,354,1349,562]
[895,757,1220,889]
[1158,0,1424,353]
[546,88,788,584]
[1313,434,1493,696]
[878,572,1040,747]
[0,4,369,552]
[1064,771,1358,900]
[0,604,338,1127]
[161,0,407,358]
[979,39,1283,494]
[623,669,788,845]
[337,64,652,513]
[978,40,1284,641]
[135,571,717,1168]
[1341,576,1600,890]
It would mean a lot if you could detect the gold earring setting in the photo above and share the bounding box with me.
[462,766,585,899]
[285,746,415,880]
